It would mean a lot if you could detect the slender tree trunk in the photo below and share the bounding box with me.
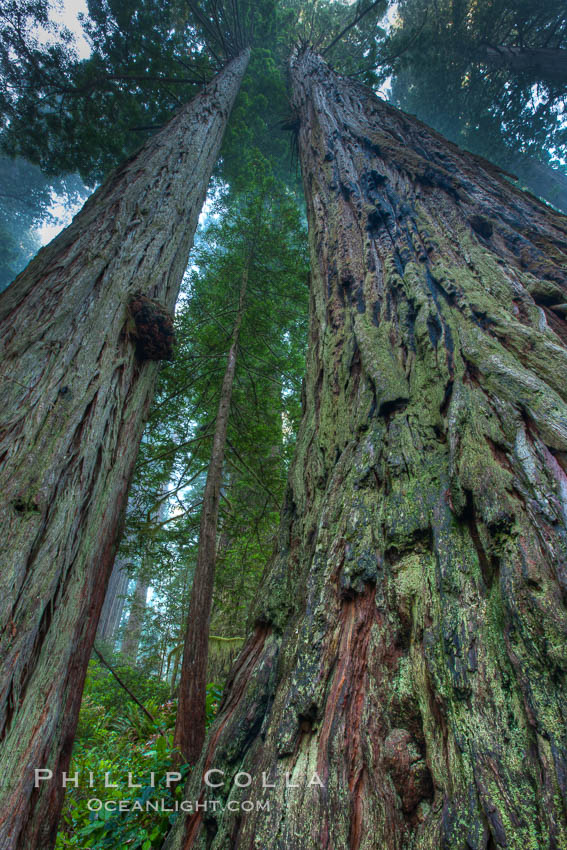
[0,51,249,850]
[170,625,185,695]
[121,480,170,665]
[174,261,249,763]
[120,575,149,664]
[164,46,567,850]
[476,44,567,85]
[96,556,129,645]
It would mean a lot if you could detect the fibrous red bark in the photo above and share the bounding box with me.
[164,47,567,850]
[0,50,249,850]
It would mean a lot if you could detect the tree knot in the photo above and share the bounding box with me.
[383,728,433,813]
[127,293,175,361]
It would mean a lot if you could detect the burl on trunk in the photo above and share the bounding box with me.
[0,51,249,850]
[171,46,567,850]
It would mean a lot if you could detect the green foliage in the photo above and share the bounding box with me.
[0,0,214,182]
[121,165,309,660]
[0,0,390,184]
[56,660,222,848]
[76,658,171,746]
[0,156,86,290]
[219,48,300,192]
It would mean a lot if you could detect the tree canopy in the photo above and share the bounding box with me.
[382,0,567,210]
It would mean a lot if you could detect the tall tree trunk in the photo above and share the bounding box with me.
[96,556,129,645]
[120,575,149,664]
[174,261,249,763]
[164,46,567,850]
[0,51,249,850]
[121,482,169,665]
[509,154,567,215]
[476,44,567,85]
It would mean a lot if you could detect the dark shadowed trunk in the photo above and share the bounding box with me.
[476,44,567,85]
[0,50,249,850]
[96,556,129,645]
[120,575,149,664]
[164,46,567,850]
[174,260,249,763]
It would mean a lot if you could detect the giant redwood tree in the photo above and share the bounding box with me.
[164,47,567,849]
[0,51,249,849]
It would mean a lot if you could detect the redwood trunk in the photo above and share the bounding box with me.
[477,44,567,85]
[0,51,248,850]
[174,262,248,762]
[120,575,149,664]
[96,556,129,645]
[164,47,567,850]
[121,482,169,665]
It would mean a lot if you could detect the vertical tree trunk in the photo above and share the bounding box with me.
[120,575,149,664]
[170,624,185,695]
[0,50,249,850]
[96,556,129,645]
[121,482,169,665]
[174,261,249,763]
[164,46,567,850]
[476,44,567,85]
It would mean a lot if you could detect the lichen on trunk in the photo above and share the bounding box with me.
[164,46,567,850]
[0,50,249,850]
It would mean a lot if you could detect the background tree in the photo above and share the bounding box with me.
[173,168,308,762]
[96,556,129,646]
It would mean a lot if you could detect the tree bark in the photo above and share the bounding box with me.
[164,46,567,850]
[120,574,149,664]
[0,50,249,850]
[476,44,567,86]
[174,260,249,763]
[96,556,129,645]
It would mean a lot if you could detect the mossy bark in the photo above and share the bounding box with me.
[0,51,249,850]
[164,47,567,850]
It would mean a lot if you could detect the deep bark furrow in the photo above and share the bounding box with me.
[0,52,249,850]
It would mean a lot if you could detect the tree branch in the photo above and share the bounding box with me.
[93,645,167,734]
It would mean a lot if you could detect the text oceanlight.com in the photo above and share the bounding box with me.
[87,798,271,813]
